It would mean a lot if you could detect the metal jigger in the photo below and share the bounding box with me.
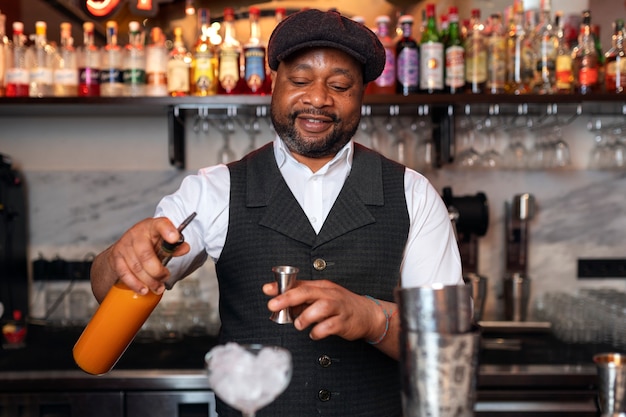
[270,266,299,324]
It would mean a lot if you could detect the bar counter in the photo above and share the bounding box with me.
[0,322,609,416]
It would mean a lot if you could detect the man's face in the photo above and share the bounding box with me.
[270,47,365,159]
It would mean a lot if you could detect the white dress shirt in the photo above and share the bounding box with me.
[156,138,462,289]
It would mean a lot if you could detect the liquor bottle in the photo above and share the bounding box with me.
[395,15,419,95]
[0,11,8,97]
[53,22,78,97]
[572,10,599,95]
[420,4,444,94]
[192,8,218,96]
[464,8,487,94]
[592,24,606,89]
[167,27,191,97]
[505,0,531,94]
[534,0,557,94]
[29,21,54,97]
[445,7,465,94]
[5,22,29,97]
[368,15,396,95]
[243,7,269,95]
[145,27,168,96]
[78,22,101,97]
[218,7,245,95]
[74,281,163,374]
[486,13,507,94]
[605,19,626,94]
[554,11,573,93]
[123,21,146,97]
[100,21,124,97]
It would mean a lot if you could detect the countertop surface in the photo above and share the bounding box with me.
[0,322,613,391]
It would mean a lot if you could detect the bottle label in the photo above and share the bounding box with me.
[194,54,217,93]
[6,68,30,85]
[396,47,419,87]
[101,68,124,84]
[123,68,147,85]
[375,47,396,87]
[445,45,465,88]
[466,50,487,84]
[54,68,78,86]
[244,47,266,93]
[79,68,102,85]
[219,49,241,93]
[579,67,598,86]
[555,55,572,89]
[147,72,167,86]
[420,42,444,90]
[167,60,190,93]
[606,58,626,91]
[31,68,53,84]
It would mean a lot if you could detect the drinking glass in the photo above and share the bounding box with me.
[205,343,292,417]
[217,118,237,164]
[454,112,481,169]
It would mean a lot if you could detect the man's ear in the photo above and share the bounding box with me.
[270,70,278,92]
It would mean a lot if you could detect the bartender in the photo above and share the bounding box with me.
[90,8,462,417]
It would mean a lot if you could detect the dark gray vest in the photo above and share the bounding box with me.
[215,142,409,417]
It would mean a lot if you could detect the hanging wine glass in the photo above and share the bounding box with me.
[243,116,262,155]
[217,117,237,164]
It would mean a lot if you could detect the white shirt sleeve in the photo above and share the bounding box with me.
[400,167,463,288]
[154,164,231,287]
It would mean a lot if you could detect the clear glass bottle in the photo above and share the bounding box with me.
[605,19,626,94]
[192,8,218,96]
[505,0,531,94]
[218,7,245,95]
[53,22,78,97]
[78,22,101,97]
[554,11,573,93]
[0,11,8,97]
[243,6,270,95]
[486,13,507,94]
[123,21,146,97]
[100,21,124,97]
[464,8,487,94]
[167,27,191,97]
[445,6,465,94]
[368,15,396,95]
[29,21,54,97]
[5,21,29,97]
[420,3,444,94]
[534,0,557,94]
[395,15,419,95]
[572,10,599,94]
[145,27,168,97]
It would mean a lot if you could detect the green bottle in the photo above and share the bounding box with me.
[420,3,444,93]
[445,6,465,94]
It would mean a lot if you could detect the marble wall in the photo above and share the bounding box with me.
[1,108,626,323]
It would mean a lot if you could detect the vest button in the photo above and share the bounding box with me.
[318,354,332,368]
[313,258,327,271]
[318,389,332,402]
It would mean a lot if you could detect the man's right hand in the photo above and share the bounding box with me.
[89,217,190,303]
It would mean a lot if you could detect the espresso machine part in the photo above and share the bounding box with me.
[504,193,536,321]
[442,187,489,322]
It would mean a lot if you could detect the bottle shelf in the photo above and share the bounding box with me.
[1,94,625,169]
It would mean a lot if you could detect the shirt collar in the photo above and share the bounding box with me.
[273,136,354,173]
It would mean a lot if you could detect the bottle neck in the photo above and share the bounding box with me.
[401,22,413,39]
[249,15,262,44]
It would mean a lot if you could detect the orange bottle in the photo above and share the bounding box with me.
[73,212,196,375]
[73,282,162,375]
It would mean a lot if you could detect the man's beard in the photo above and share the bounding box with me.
[270,107,359,158]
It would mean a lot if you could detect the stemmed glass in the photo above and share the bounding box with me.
[454,106,482,169]
[206,343,293,417]
[216,117,237,164]
[243,116,262,155]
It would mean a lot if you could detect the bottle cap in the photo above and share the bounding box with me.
[13,21,24,34]
[399,15,414,25]
[83,21,94,33]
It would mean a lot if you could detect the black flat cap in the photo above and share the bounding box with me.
[267,9,385,84]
